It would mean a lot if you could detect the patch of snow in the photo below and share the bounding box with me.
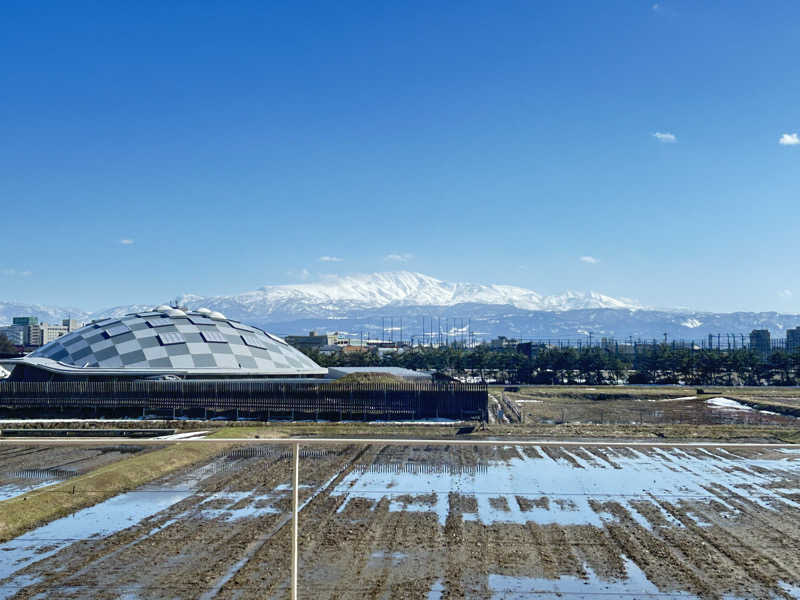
[156,431,209,440]
[706,397,753,411]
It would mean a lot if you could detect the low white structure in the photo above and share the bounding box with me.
[1,307,325,381]
[326,367,431,381]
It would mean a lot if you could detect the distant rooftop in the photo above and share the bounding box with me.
[327,367,431,380]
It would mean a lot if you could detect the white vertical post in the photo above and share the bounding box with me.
[292,442,299,600]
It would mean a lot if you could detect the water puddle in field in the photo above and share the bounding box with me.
[0,486,194,598]
[331,446,800,529]
[368,550,408,567]
[427,578,445,599]
[488,557,695,599]
[0,480,59,502]
[194,491,281,521]
[0,460,234,599]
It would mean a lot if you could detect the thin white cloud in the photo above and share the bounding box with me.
[579,256,600,264]
[1,268,32,277]
[384,252,414,263]
[120,238,134,245]
[653,132,677,143]
[287,268,311,281]
[779,289,793,298]
[318,256,343,263]
[779,133,800,146]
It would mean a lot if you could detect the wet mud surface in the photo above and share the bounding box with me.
[0,445,150,501]
[2,444,800,599]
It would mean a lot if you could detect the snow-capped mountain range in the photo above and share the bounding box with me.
[178,271,643,319]
[2,271,799,340]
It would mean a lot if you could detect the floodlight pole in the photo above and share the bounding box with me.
[292,442,299,600]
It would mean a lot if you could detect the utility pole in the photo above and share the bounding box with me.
[291,442,299,600]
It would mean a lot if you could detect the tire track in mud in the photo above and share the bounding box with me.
[652,492,800,596]
[442,491,482,599]
[206,444,374,600]
[355,506,405,598]
[8,444,800,599]
[702,480,800,542]
[2,452,291,599]
[343,446,448,598]
[592,499,711,597]
[296,445,450,599]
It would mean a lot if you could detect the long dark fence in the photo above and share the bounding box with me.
[0,381,488,421]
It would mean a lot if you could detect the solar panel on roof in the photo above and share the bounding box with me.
[146,318,172,328]
[241,334,268,349]
[230,322,257,333]
[95,319,116,327]
[158,332,186,345]
[104,324,131,338]
[188,316,215,325]
[201,330,227,343]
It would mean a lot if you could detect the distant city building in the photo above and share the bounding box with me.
[24,324,42,346]
[62,319,83,332]
[3,317,85,348]
[787,327,800,353]
[318,344,343,356]
[285,331,342,351]
[327,367,431,381]
[0,325,25,346]
[40,323,69,345]
[340,344,368,354]
[12,317,38,326]
[749,329,771,355]
[489,336,517,349]
[9,316,42,346]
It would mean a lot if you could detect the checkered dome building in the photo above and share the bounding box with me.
[25,307,325,377]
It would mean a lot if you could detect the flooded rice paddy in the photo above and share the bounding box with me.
[1,443,800,599]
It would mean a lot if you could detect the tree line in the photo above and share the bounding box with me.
[301,344,800,386]
[0,334,16,356]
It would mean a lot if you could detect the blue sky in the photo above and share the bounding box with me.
[1,1,798,313]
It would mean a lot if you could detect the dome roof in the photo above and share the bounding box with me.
[25,311,324,376]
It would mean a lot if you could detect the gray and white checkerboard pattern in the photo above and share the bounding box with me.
[29,312,323,374]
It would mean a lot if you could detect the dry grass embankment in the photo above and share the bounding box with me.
[0,442,227,543]
[206,421,800,444]
[328,372,407,385]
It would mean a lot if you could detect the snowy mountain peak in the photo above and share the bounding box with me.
[186,271,641,319]
[0,272,642,327]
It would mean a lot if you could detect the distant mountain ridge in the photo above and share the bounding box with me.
[0,302,90,327]
[2,271,799,340]
[173,271,644,320]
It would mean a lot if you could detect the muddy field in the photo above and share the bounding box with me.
[0,445,152,502]
[499,387,800,428]
[2,443,800,599]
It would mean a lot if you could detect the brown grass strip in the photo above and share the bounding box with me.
[0,442,227,543]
